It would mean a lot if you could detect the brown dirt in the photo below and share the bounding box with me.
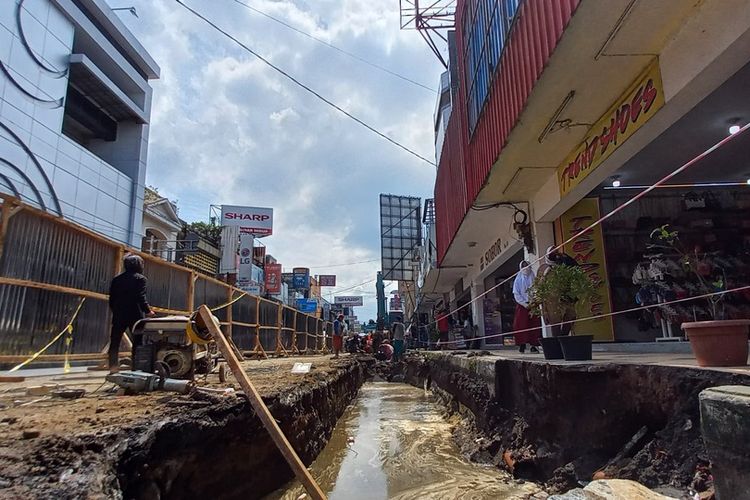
[403,352,750,497]
[0,355,367,499]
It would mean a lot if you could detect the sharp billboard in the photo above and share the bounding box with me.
[221,205,273,237]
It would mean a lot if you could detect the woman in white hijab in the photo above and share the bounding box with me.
[512,260,542,353]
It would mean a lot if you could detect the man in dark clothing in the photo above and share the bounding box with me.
[108,254,153,372]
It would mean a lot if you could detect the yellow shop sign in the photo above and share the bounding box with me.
[557,59,665,197]
[559,197,614,341]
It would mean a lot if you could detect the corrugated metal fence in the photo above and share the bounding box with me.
[0,195,333,365]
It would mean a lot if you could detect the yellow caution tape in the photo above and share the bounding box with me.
[63,325,73,374]
[209,291,246,312]
[9,298,86,372]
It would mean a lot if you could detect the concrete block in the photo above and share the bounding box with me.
[699,385,750,500]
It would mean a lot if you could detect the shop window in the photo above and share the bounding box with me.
[462,0,521,133]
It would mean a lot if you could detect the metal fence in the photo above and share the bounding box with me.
[0,195,332,364]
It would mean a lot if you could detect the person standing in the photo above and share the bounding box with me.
[332,314,345,358]
[391,317,405,361]
[436,306,450,350]
[108,254,153,373]
[512,261,541,353]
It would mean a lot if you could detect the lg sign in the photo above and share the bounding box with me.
[221,205,274,237]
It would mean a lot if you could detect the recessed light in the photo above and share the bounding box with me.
[746,178,750,185]
[611,176,621,188]
[729,125,741,135]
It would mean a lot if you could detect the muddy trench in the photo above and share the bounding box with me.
[401,353,750,494]
[0,361,368,500]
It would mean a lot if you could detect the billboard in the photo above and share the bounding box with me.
[221,205,274,237]
[293,267,310,289]
[318,275,337,287]
[281,273,294,286]
[265,263,282,294]
[296,298,318,313]
[335,296,364,307]
[380,194,421,281]
[237,233,254,289]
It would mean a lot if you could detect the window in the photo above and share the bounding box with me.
[462,0,522,133]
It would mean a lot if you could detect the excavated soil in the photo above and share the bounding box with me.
[403,353,750,497]
[0,356,367,500]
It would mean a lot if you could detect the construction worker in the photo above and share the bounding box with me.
[391,316,405,361]
[108,254,154,373]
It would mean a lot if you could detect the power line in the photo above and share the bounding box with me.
[309,259,379,269]
[175,0,437,167]
[231,0,436,93]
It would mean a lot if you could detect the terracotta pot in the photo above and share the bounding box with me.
[682,320,750,367]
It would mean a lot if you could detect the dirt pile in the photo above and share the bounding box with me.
[404,353,750,496]
[0,357,366,499]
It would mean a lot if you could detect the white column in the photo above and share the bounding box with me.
[470,280,485,346]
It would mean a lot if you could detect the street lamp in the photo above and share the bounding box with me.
[112,7,138,18]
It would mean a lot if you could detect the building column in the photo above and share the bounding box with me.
[528,220,555,337]
[470,281,485,346]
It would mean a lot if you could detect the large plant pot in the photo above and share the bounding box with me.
[682,320,750,367]
[558,335,593,361]
[540,337,564,360]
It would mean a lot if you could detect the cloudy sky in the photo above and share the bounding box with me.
[112,0,444,321]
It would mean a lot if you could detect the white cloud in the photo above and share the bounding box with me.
[115,0,443,320]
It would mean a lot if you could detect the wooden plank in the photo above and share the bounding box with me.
[0,352,125,363]
[0,277,108,301]
[226,287,233,340]
[196,305,326,500]
[231,321,259,328]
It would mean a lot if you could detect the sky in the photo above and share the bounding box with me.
[112,0,445,321]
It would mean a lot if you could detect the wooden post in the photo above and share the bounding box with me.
[275,304,288,357]
[291,312,300,355]
[196,305,326,500]
[251,296,267,359]
[226,286,233,340]
[187,272,196,312]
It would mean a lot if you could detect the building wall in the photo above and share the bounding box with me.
[435,0,579,263]
[0,0,157,246]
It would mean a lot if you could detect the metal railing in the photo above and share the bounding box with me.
[0,195,332,364]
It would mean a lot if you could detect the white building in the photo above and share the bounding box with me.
[141,188,181,261]
[0,0,159,245]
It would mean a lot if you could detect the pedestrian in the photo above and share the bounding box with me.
[392,316,405,361]
[512,260,542,353]
[436,306,450,350]
[332,314,345,358]
[108,254,153,373]
[462,312,476,349]
[376,339,394,362]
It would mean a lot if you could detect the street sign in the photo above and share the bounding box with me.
[318,275,336,287]
[334,296,363,307]
[296,298,318,313]
[293,267,310,289]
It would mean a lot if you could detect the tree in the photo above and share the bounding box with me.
[184,221,222,244]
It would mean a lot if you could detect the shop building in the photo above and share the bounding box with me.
[423,0,750,343]
[0,0,159,245]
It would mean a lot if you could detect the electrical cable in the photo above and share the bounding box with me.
[308,258,379,269]
[230,0,435,93]
[423,122,750,328]
[175,0,437,167]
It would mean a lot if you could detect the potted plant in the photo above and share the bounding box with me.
[651,225,749,367]
[529,264,598,360]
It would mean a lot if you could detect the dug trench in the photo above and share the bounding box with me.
[398,352,750,495]
[0,357,368,500]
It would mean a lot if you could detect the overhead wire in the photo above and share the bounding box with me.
[309,259,379,269]
[230,0,436,93]
[175,0,437,167]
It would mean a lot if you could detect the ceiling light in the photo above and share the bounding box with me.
[611,176,621,188]
[729,125,741,135]
[746,178,750,185]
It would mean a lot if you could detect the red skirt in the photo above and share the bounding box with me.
[513,304,541,346]
[333,335,343,351]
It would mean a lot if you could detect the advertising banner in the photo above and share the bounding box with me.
[293,267,310,289]
[559,197,615,341]
[296,298,318,314]
[237,233,254,289]
[246,284,262,296]
[557,59,664,197]
[281,273,294,286]
[334,296,364,307]
[221,205,274,237]
[265,263,282,294]
[318,275,337,287]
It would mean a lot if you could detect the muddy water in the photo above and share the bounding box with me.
[267,382,539,500]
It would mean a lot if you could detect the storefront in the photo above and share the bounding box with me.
[482,250,524,345]
[551,58,750,342]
